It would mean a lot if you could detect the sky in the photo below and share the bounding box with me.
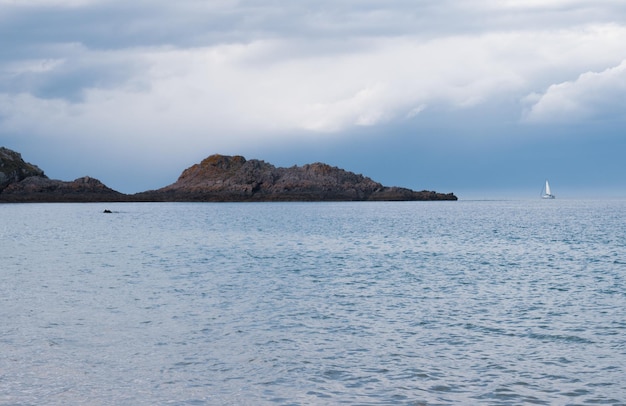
[1,0,625,198]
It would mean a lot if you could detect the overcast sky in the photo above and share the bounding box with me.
[1,0,625,197]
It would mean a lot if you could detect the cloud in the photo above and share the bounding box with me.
[523,60,626,123]
[1,1,626,153]
[0,35,522,141]
[0,0,94,6]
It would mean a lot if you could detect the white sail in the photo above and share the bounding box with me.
[542,180,555,199]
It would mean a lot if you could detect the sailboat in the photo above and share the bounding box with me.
[541,180,555,199]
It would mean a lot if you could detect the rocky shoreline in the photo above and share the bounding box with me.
[0,147,457,202]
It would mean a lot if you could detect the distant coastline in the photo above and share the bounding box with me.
[0,147,457,202]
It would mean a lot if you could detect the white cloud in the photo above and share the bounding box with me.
[523,60,626,123]
[1,1,626,153]
[2,25,626,147]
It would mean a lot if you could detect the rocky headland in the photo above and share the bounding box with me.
[1,175,128,203]
[0,147,126,202]
[0,147,45,190]
[0,147,457,202]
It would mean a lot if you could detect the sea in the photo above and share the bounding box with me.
[1,200,624,405]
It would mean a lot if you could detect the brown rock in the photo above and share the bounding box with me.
[134,154,457,201]
[0,175,126,202]
[0,147,46,191]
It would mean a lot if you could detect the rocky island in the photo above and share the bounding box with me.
[134,154,457,201]
[0,147,457,202]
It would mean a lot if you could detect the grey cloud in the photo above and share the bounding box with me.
[4,0,623,55]
[1,0,626,128]
[0,43,149,102]
[2,1,625,60]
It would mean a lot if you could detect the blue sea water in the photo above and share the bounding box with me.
[1,200,625,405]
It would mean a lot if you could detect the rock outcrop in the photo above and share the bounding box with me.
[0,147,125,202]
[134,154,457,201]
[0,147,46,191]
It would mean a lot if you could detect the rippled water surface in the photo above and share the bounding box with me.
[1,200,625,405]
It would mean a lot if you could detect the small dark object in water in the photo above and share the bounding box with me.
[103,209,112,213]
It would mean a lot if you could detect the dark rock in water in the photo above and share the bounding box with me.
[134,154,457,202]
[103,209,112,213]
[0,147,46,192]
